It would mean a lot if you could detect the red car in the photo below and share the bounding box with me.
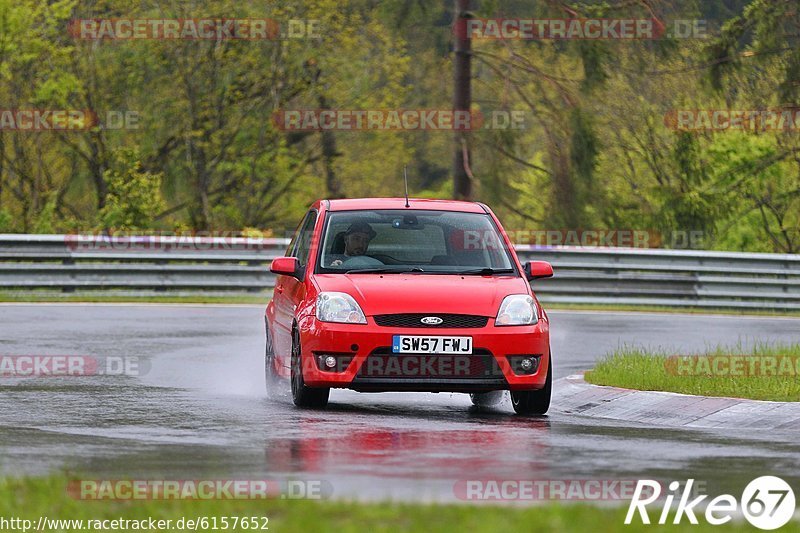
[264,198,554,414]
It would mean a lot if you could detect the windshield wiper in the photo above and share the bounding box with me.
[456,267,515,275]
[345,267,426,274]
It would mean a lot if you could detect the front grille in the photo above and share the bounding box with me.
[356,348,502,380]
[373,313,489,328]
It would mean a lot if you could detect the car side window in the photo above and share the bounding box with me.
[293,211,318,269]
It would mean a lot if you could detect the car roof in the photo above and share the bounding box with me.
[323,198,486,213]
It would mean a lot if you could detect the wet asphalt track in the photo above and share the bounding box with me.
[0,303,799,502]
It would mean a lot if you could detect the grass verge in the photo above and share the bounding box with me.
[543,302,800,318]
[586,342,800,401]
[0,476,791,532]
[1,292,800,318]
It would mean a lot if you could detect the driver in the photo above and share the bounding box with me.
[330,221,377,267]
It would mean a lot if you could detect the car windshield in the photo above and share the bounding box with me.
[317,209,515,274]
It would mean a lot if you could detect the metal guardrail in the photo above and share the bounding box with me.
[1,234,799,310]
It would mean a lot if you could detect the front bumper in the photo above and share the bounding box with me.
[298,315,550,392]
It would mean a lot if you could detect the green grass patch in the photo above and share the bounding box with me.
[542,300,800,317]
[543,302,800,318]
[586,342,800,401]
[0,476,791,532]
[2,292,800,318]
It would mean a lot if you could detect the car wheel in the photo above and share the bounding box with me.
[290,328,330,408]
[264,320,280,397]
[469,391,504,407]
[510,354,552,415]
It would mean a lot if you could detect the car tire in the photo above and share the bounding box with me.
[510,354,552,415]
[469,391,504,407]
[290,328,330,408]
[264,320,280,397]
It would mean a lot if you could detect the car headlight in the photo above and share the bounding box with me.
[495,294,538,326]
[316,292,367,324]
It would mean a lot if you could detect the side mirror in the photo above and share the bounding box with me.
[270,257,300,278]
[524,261,553,281]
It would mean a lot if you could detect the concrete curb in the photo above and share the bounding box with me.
[553,374,800,430]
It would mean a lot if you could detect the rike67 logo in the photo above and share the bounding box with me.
[626,477,795,530]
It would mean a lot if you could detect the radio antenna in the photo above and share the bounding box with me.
[403,166,410,207]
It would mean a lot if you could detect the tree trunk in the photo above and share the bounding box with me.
[318,95,342,198]
[452,0,472,200]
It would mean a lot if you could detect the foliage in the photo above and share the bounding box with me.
[98,149,164,231]
[0,0,796,253]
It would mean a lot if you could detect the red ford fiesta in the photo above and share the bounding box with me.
[265,198,553,414]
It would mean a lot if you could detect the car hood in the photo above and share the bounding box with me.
[314,274,531,316]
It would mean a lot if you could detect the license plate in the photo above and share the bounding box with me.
[392,335,472,354]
